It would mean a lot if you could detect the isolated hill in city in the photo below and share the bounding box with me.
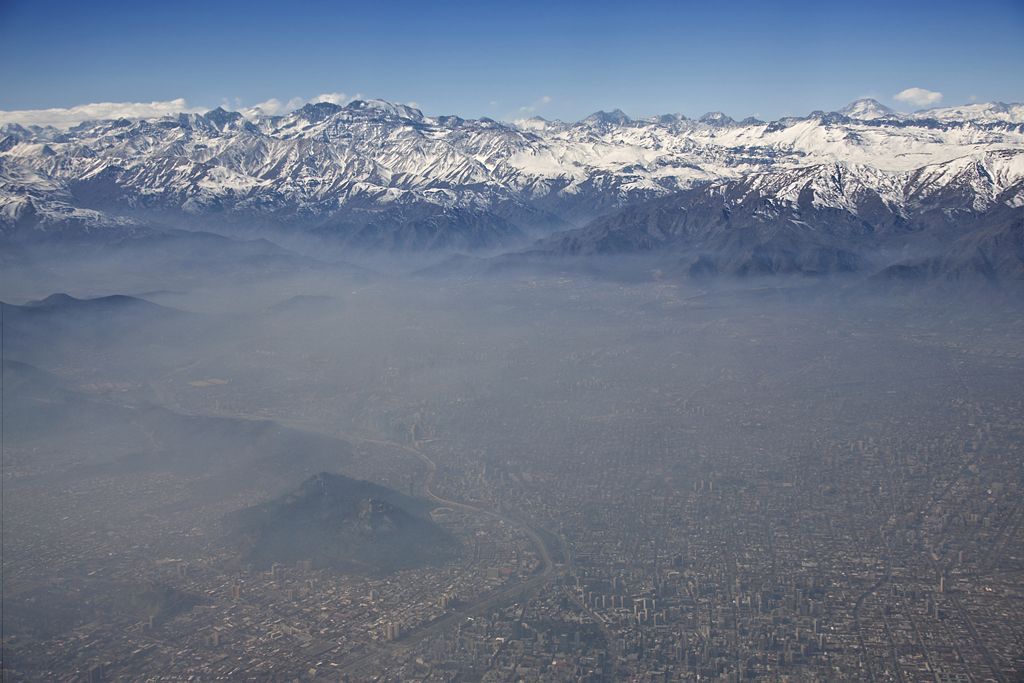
[228,472,458,573]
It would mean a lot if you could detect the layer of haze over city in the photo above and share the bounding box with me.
[1,1,1023,681]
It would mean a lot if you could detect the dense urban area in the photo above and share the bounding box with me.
[2,273,1023,682]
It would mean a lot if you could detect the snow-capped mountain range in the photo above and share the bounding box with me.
[1,97,1023,253]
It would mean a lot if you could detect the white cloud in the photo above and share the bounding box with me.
[244,97,288,116]
[310,92,350,106]
[240,93,351,118]
[0,98,206,129]
[1,91,373,128]
[893,87,943,108]
[518,95,554,114]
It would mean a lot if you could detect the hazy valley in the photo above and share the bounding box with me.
[1,81,1024,683]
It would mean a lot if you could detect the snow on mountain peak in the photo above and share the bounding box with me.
[295,101,345,123]
[583,109,631,126]
[514,116,558,132]
[345,99,424,121]
[698,112,736,126]
[915,102,1024,124]
[838,98,897,120]
[202,107,245,130]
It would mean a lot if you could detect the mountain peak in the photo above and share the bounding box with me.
[699,111,736,126]
[295,101,344,123]
[514,115,560,132]
[919,101,1024,124]
[345,99,424,121]
[583,109,631,125]
[838,98,896,120]
[203,107,243,129]
[26,292,79,307]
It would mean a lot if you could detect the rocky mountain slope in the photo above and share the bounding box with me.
[519,149,1024,277]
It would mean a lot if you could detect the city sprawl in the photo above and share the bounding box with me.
[2,275,1022,681]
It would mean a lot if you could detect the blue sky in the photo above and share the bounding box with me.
[2,0,1022,122]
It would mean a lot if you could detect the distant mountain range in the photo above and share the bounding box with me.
[2,352,355,492]
[0,292,187,359]
[2,97,1022,280]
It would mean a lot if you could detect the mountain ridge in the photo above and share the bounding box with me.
[2,97,1022,252]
